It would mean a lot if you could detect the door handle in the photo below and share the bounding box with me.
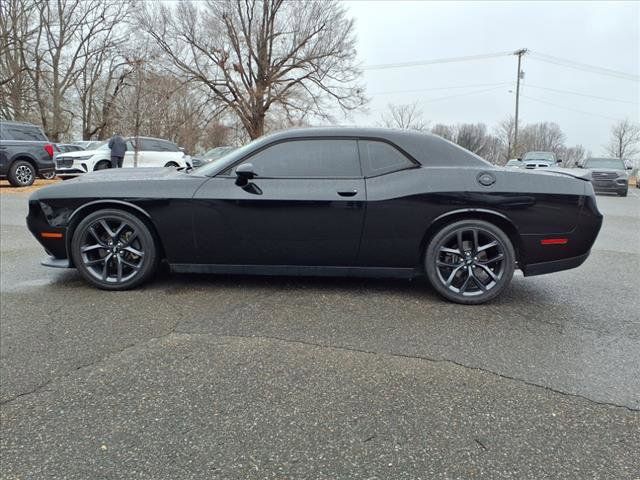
[337,190,358,197]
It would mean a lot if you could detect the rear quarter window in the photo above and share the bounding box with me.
[358,140,416,177]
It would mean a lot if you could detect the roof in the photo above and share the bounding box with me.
[255,127,490,167]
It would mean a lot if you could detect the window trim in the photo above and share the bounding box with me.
[216,137,364,180]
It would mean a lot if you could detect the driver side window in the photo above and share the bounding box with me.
[224,139,361,178]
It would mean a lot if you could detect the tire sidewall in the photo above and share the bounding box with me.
[94,161,111,171]
[8,161,36,187]
[71,209,158,290]
[425,219,515,305]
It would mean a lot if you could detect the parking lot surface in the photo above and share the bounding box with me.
[1,184,639,479]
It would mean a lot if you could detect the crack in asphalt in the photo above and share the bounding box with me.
[2,325,638,413]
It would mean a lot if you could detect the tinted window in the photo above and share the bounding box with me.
[1,123,47,141]
[234,139,360,178]
[359,140,414,176]
[139,139,179,152]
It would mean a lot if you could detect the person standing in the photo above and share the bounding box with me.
[108,132,126,168]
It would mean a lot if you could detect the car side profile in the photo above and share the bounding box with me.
[54,136,191,177]
[27,127,603,304]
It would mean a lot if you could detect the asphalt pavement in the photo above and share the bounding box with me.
[1,184,639,479]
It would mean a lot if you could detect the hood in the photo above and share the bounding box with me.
[584,167,626,174]
[58,148,106,157]
[67,167,183,183]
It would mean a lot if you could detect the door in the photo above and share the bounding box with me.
[121,139,136,168]
[192,138,366,267]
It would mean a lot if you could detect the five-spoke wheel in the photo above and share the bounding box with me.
[71,209,157,290]
[425,220,515,304]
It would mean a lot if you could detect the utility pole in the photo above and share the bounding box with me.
[512,48,527,158]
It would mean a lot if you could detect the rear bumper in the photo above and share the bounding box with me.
[522,251,590,277]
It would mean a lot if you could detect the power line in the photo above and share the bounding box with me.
[362,51,513,71]
[518,92,626,121]
[369,81,511,96]
[524,83,639,105]
[528,51,639,82]
[419,85,506,103]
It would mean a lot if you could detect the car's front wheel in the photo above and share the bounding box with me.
[8,160,36,187]
[425,220,515,304]
[71,209,158,290]
[164,161,179,168]
[94,161,111,170]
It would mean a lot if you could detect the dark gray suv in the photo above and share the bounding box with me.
[0,121,56,186]
[581,157,631,197]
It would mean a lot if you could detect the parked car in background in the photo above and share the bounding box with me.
[505,159,522,168]
[191,146,237,168]
[0,121,56,186]
[55,136,192,177]
[521,151,560,169]
[28,127,602,305]
[580,157,630,197]
[72,140,103,150]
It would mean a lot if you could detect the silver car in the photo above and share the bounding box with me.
[580,157,631,197]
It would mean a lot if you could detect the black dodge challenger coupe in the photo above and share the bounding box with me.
[27,127,603,304]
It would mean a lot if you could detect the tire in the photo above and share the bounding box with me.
[425,220,516,305]
[94,161,111,171]
[71,209,158,290]
[40,171,56,180]
[7,160,36,187]
[618,189,628,197]
[164,162,179,168]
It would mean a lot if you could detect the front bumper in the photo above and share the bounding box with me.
[41,256,72,268]
[591,178,628,193]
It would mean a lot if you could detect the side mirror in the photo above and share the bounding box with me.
[557,158,562,164]
[235,163,256,186]
[517,157,522,161]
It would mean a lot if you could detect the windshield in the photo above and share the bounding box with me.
[95,141,109,150]
[523,151,555,162]
[506,160,521,166]
[584,157,625,170]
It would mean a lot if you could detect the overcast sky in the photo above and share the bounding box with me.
[340,0,639,155]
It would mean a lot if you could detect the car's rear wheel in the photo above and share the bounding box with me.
[618,189,628,197]
[94,161,111,170]
[8,160,36,187]
[40,171,56,180]
[71,209,158,290]
[425,220,515,304]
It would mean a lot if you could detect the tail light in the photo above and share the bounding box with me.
[44,144,54,157]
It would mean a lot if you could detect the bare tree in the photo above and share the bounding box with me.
[0,0,38,121]
[518,121,565,156]
[378,102,428,132]
[431,123,455,141]
[431,122,501,163]
[139,0,367,139]
[24,0,130,141]
[605,118,640,160]
[495,116,516,162]
[558,144,586,166]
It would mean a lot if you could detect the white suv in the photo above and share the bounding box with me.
[55,137,192,177]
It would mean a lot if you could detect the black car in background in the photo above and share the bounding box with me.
[26,127,602,304]
[0,121,56,186]
[580,157,631,197]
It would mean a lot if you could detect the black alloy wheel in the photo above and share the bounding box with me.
[425,220,515,304]
[71,209,158,290]
[8,160,36,187]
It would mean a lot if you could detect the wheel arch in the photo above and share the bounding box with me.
[420,209,522,267]
[10,155,39,173]
[66,200,166,266]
